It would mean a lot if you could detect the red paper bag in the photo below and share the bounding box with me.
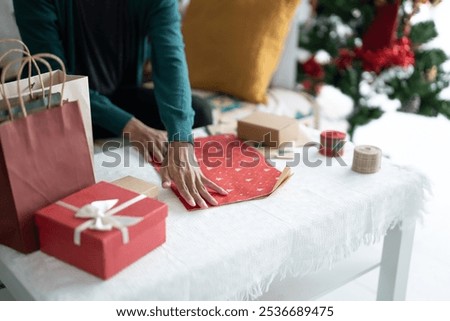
[0,100,95,253]
[0,53,95,253]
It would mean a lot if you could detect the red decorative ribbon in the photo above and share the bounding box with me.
[319,130,346,157]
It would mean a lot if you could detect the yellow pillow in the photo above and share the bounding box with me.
[183,0,300,104]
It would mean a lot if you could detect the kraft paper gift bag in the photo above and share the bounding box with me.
[0,53,95,253]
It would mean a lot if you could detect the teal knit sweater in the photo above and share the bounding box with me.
[13,0,194,142]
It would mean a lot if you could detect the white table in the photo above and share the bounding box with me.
[0,135,429,300]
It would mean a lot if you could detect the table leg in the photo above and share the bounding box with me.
[376,222,416,300]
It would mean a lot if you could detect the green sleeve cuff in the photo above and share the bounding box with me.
[168,129,194,144]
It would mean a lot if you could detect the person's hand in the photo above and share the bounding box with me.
[122,117,167,163]
[160,141,228,209]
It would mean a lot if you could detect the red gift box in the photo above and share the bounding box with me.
[35,181,168,280]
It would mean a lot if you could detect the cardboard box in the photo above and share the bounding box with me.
[237,111,299,148]
[35,181,168,280]
[112,176,159,199]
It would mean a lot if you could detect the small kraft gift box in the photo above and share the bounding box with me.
[35,181,168,280]
[237,111,299,148]
[112,176,159,199]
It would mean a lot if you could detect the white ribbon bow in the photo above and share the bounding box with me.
[56,195,146,246]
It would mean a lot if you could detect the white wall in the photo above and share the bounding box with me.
[271,0,310,90]
[0,0,22,78]
[0,0,20,40]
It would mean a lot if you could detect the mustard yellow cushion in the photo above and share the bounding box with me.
[183,0,300,104]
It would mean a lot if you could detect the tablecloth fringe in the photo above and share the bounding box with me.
[229,166,431,301]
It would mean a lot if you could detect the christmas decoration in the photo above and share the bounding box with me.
[297,0,450,137]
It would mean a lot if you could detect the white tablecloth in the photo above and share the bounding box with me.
[0,133,430,300]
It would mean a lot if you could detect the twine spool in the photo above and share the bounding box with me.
[352,145,382,174]
[319,130,346,157]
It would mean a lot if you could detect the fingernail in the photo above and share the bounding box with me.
[200,201,209,209]
[184,197,197,207]
[162,181,171,188]
[221,189,229,195]
[210,198,218,206]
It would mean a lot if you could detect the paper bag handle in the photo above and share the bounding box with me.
[0,39,46,109]
[0,53,67,119]
[0,56,29,118]
[18,57,55,112]
[0,55,52,117]
[17,54,66,110]
[30,53,67,103]
[0,39,44,97]
[0,48,46,100]
[0,39,30,51]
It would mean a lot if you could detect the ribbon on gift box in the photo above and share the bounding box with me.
[56,195,146,246]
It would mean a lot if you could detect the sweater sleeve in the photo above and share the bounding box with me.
[139,0,194,142]
[13,0,68,71]
[13,0,133,136]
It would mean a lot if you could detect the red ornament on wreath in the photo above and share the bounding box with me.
[300,56,325,96]
[335,49,355,70]
[301,56,325,79]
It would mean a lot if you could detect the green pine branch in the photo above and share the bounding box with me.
[415,48,448,71]
[410,21,438,45]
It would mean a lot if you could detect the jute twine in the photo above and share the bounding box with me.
[352,145,382,174]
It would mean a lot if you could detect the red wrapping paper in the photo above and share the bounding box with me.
[158,134,285,210]
[35,181,167,280]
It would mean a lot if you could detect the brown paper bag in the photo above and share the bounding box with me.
[0,53,95,253]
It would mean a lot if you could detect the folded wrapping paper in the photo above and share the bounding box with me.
[35,181,168,279]
[157,134,292,210]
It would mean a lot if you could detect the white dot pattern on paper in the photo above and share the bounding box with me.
[169,134,282,210]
